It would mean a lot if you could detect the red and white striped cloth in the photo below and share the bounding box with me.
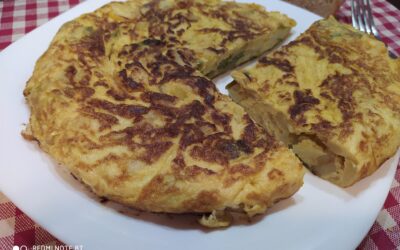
[1,0,400,249]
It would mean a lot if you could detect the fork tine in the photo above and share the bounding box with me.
[351,0,359,29]
[362,0,372,34]
[365,0,381,39]
[356,0,366,32]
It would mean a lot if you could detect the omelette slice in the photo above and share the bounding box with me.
[23,0,304,227]
[229,17,400,187]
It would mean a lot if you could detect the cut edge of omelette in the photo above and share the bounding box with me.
[228,17,400,187]
[22,0,304,228]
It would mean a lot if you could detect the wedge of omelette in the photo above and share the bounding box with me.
[23,0,304,227]
[229,17,400,187]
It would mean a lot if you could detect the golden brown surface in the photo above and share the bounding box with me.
[23,0,304,226]
[229,17,400,187]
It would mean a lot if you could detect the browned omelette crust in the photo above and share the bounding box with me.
[23,0,304,224]
[230,17,400,187]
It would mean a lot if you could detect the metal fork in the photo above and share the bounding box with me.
[351,0,397,58]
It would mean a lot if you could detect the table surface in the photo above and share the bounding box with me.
[1,0,400,249]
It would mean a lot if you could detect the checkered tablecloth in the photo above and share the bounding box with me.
[0,0,81,50]
[0,0,400,249]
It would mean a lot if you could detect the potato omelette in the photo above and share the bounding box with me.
[23,0,304,227]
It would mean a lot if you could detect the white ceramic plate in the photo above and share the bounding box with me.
[0,0,399,249]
